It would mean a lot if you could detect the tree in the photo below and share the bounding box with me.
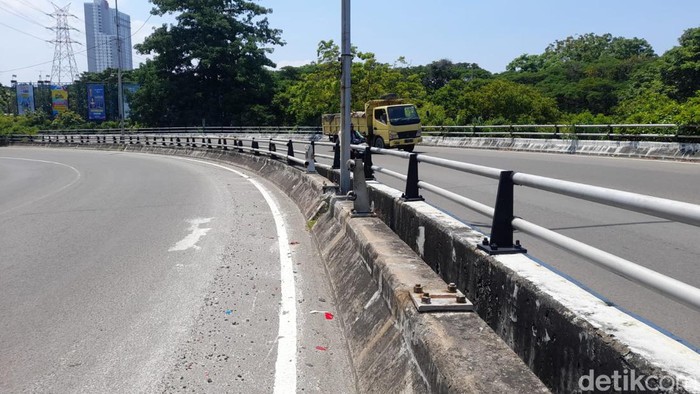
[543,33,655,63]
[420,59,491,92]
[278,41,427,125]
[660,27,700,101]
[506,54,548,73]
[51,110,87,129]
[133,0,283,126]
[463,80,560,124]
[0,84,12,114]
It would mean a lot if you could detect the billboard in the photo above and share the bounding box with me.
[51,85,69,116]
[87,83,106,121]
[123,83,139,119]
[16,83,35,115]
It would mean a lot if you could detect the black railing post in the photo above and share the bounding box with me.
[286,140,294,165]
[305,141,317,173]
[252,138,260,156]
[269,138,277,159]
[363,146,374,180]
[478,170,527,255]
[237,139,244,152]
[222,138,228,150]
[332,140,340,169]
[402,153,424,201]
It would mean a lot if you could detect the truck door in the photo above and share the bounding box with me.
[372,108,389,148]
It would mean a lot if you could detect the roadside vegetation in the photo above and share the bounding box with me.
[1,0,698,134]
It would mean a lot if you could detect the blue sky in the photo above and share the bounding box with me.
[1,0,699,85]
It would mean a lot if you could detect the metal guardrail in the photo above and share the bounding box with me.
[27,123,700,140]
[8,132,700,311]
[31,126,323,135]
[421,124,700,140]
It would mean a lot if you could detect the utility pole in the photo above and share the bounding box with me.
[339,0,352,193]
[115,0,125,138]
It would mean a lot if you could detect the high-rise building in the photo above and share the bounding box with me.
[84,0,132,73]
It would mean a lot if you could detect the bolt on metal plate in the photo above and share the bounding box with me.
[409,287,474,313]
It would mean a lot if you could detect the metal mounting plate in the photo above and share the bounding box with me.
[409,289,474,313]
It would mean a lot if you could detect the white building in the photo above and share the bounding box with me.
[84,0,132,73]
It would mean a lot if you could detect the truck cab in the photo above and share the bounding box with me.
[365,99,422,152]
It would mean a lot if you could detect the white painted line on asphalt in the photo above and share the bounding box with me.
[168,218,213,252]
[0,157,82,216]
[176,158,298,393]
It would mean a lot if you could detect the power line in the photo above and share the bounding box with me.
[131,14,153,37]
[0,2,50,29]
[0,20,50,42]
[1,10,154,75]
[15,0,50,15]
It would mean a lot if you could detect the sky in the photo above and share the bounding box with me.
[1,0,700,86]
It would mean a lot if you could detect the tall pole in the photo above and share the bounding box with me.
[115,0,125,138]
[339,0,352,193]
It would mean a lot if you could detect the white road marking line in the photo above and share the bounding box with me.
[168,218,213,252]
[0,157,82,216]
[176,158,297,393]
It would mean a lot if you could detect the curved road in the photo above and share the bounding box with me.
[0,147,355,393]
[372,146,700,349]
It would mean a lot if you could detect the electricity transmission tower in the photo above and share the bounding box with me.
[49,3,80,84]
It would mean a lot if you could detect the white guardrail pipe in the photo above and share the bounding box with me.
[512,173,700,228]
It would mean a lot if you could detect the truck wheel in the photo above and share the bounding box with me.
[373,137,385,149]
[403,144,415,152]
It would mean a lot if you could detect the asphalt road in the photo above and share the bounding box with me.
[370,146,700,349]
[0,147,355,393]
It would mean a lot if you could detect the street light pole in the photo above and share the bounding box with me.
[115,0,125,138]
[339,0,352,193]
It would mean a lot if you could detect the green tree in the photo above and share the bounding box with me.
[464,80,560,124]
[660,27,700,101]
[614,90,681,124]
[543,33,655,63]
[279,41,426,125]
[504,33,657,116]
[51,110,87,129]
[0,84,12,114]
[133,0,283,126]
[419,59,491,92]
[276,40,342,125]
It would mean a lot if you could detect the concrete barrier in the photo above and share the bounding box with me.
[422,136,700,161]
[364,182,700,393]
[13,141,700,393]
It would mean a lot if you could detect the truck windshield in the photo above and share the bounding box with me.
[387,105,420,126]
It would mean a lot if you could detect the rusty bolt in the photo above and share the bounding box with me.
[421,293,431,304]
[413,284,423,293]
[456,295,467,304]
[447,283,457,293]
